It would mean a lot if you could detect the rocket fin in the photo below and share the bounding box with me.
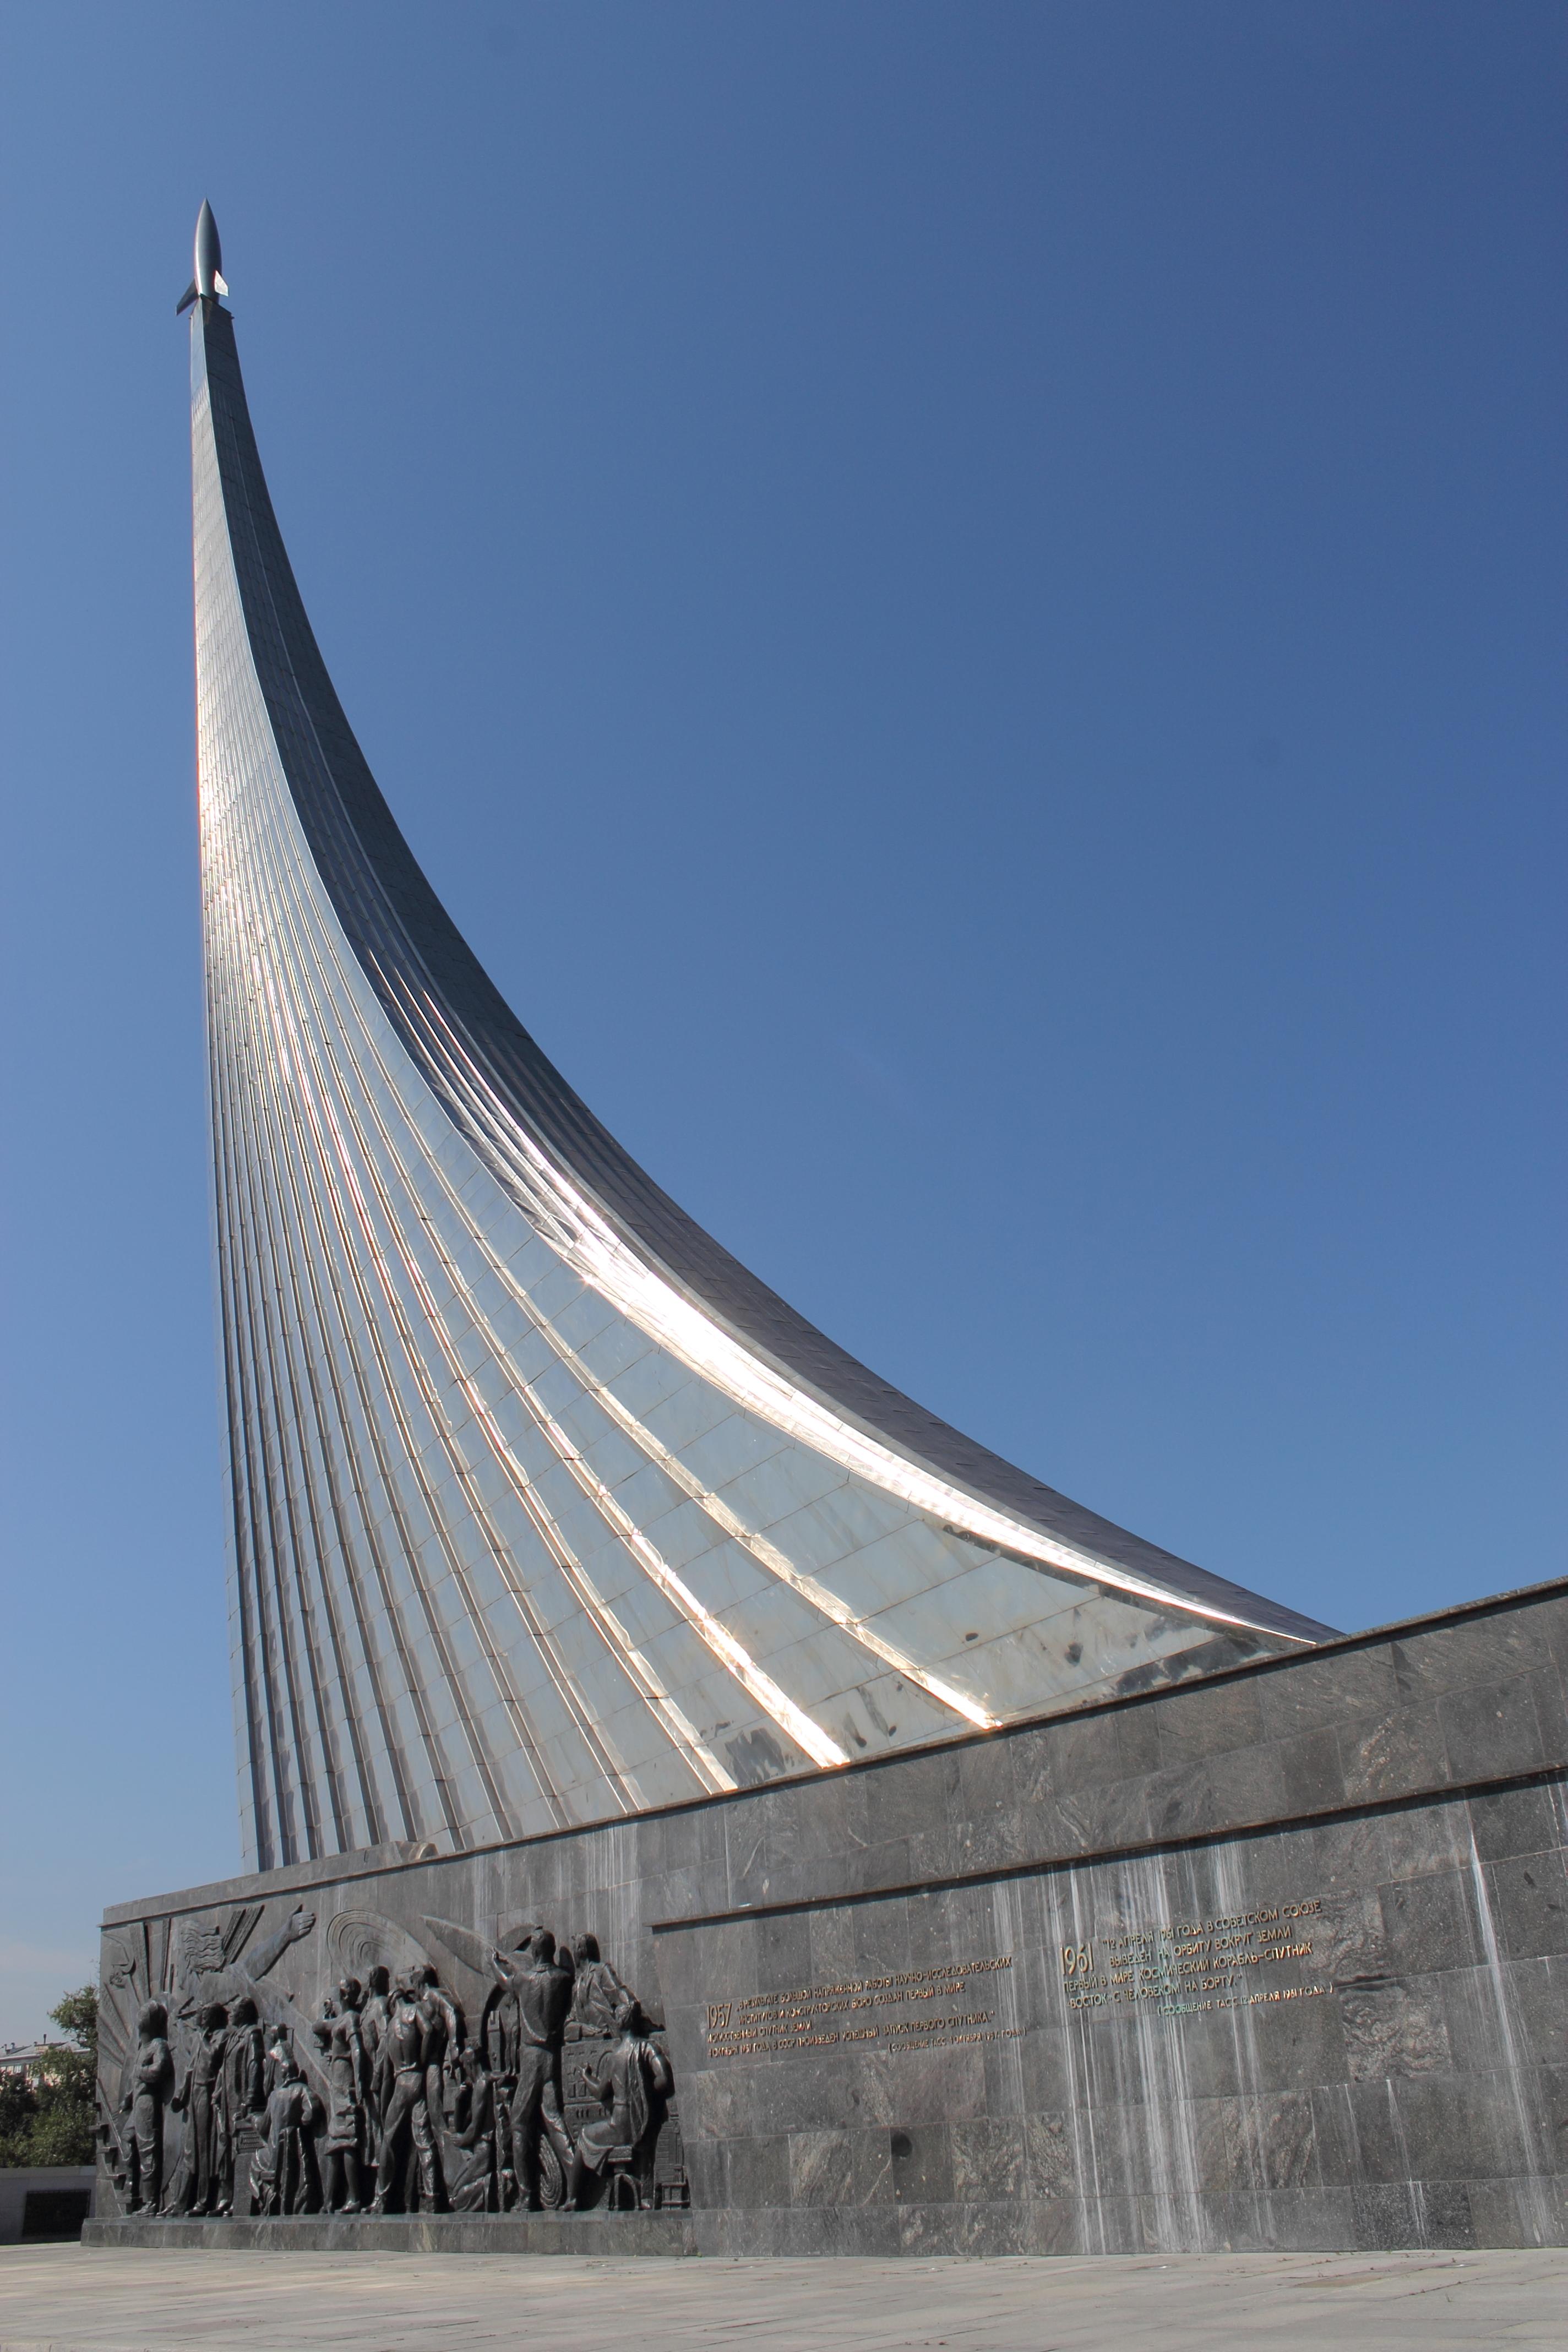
[176,280,199,315]
[213,272,229,297]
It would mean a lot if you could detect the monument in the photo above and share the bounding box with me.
[88,208,1567,2257]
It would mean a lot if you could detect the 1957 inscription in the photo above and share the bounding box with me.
[704,1956,1017,2062]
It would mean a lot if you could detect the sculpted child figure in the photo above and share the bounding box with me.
[263,2019,295,2100]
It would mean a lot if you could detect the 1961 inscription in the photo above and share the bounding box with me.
[1060,1898,1326,2017]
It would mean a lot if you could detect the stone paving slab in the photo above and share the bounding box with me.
[2,2245,1565,2350]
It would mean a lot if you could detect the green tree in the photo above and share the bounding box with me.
[0,2066,39,2166]
[0,1986,97,2168]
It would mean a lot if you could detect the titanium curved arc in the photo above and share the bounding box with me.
[204,718,462,1851]
[243,922,559,1839]
[206,871,332,1858]
[205,921,299,1856]
[396,967,1280,1638]
[201,589,474,1850]
[198,306,1303,1654]
[231,743,728,1806]
[191,292,1335,1874]
[207,488,655,1830]
[205,732,411,1855]
[259,842,847,1775]
[222,518,862,1778]
[238,783,776,1793]
[305,947,1000,1732]
[210,703,514,1848]
[209,914,363,1853]
[233,742,736,1812]
[206,836,423,1853]
[249,853,733,1800]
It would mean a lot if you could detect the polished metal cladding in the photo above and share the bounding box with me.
[194,199,225,298]
[179,200,227,314]
[190,286,1335,1874]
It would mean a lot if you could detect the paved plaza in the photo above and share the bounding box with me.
[1,2246,1564,2350]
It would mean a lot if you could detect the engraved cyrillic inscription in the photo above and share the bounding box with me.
[1059,1899,1325,2017]
[703,1956,1016,2060]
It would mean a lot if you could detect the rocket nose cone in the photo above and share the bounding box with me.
[194,199,223,294]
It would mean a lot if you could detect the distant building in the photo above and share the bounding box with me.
[0,2044,51,2079]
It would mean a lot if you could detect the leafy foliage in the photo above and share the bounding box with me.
[0,1986,97,2168]
[0,2068,37,2163]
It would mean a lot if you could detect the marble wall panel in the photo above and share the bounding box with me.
[98,1580,1568,2253]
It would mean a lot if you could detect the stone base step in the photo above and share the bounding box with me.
[82,2212,696,2257]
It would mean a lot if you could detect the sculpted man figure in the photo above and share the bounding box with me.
[568,1934,635,2039]
[482,1964,520,2206]
[359,1964,394,2127]
[490,1929,575,2208]
[170,2002,231,2216]
[371,1972,444,2214]
[220,1995,266,2216]
[120,2000,175,2215]
[239,1902,316,1988]
[248,2052,321,2217]
[566,1998,672,2212]
[411,1962,463,2137]
[223,1995,266,2121]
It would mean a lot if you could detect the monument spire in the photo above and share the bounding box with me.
[186,216,1332,1872]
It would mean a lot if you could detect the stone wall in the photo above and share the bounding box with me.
[0,2166,95,2243]
[97,1578,1568,2254]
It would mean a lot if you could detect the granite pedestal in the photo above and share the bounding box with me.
[95,1578,1568,2256]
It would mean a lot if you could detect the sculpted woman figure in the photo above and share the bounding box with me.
[312,1977,371,2213]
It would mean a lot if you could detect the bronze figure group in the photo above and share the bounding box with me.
[104,1912,678,2222]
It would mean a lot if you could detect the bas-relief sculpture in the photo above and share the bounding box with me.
[95,1902,683,2223]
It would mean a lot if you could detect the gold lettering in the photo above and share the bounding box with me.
[703,1954,1014,2059]
[1060,1899,1324,2024]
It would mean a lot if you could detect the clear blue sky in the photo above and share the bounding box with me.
[1,2,1562,2041]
